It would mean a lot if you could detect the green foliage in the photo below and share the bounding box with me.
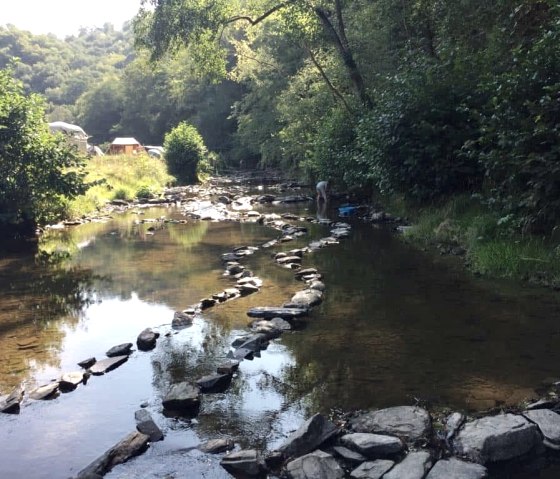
[163,122,208,184]
[0,67,86,236]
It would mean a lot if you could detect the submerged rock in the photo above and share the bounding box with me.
[134,409,164,442]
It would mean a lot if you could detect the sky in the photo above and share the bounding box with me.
[1,0,145,38]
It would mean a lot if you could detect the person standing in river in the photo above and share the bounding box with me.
[316,180,329,202]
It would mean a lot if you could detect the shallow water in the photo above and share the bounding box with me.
[1,200,560,478]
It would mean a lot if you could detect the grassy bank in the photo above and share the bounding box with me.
[66,154,174,219]
[392,195,560,288]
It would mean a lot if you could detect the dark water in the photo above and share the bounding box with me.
[1,201,560,478]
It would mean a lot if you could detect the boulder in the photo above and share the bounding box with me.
[162,382,201,413]
[199,438,235,454]
[284,289,323,309]
[523,409,560,449]
[383,451,432,479]
[220,449,264,477]
[89,356,129,375]
[350,406,431,443]
[234,333,268,353]
[278,413,339,459]
[239,284,260,296]
[76,431,150,478]
[196,373,232,393]
[349,460,394,479]
[453,413,541,464]
[425,458,487,479]
[308,281,326,292]
[294,268,318,279]
[285,450,344,479]
[200,298,216,309]
[137,328,160,351]
[341,433,403,458]
[227,348,254,360]
[106,343,133,357]
[134,409,164,442]
[332,446,366,466]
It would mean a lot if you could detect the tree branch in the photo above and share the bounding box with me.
[226,1,294,26]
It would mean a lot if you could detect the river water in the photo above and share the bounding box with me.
[1,198,560,478]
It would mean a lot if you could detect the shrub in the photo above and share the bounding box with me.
[163,122,208,184]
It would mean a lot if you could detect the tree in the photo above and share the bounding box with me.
[0,67,86,239]
[163,122,208,184]
[134,0,372,106]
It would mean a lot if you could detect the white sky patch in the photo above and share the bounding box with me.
[1,0,145,38]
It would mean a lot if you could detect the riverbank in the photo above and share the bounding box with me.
[369,194,560,290]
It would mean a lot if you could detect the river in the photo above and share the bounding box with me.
[1,195,560,478]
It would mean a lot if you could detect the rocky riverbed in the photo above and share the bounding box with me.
[2,173,560,478]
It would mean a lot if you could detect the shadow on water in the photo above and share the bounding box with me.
[0,202,560,478]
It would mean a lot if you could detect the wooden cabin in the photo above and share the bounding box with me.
[108,137,144,155]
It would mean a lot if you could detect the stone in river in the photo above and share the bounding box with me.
[199,438,235,454]
[200,297,216,309]
[75,431,150,478]
[89,355,129,375]
[239,284,260,296]
[59,371,85,391]
[383,451,433,479]
[29,382,59,400]
[285,450,344,479]
[332,446,366,466]
[523,409,560,449]
[196,373,232,393]
[341,433,403,458]
[162,382,201,413]
[247,307,309,320]
[227,347,254,360]
[136,328,159,351]
[276,255,302,265]
[134,409,164,442]
[217,360,240,375]
[284,289,323,309]
[220,449,265,477]
[278,413,339,458]
[453,413,541,464]
[349,460,394,479]
[106,343,133,357]
[350,406,432,444]
[78,357,96,369]
[426,458,487,479]
[0,386,24,414]
[172,311,193,329]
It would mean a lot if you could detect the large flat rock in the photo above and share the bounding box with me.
[350,406,432,443]
[89,355,129,375]
[426,458,487,479]
[341,433,403,458]
[220,449,264,477]
[162,382,201,412]
[350,459,394,479]
[453,413,541,464]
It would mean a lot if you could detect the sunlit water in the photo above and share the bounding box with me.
[1,200,560,478]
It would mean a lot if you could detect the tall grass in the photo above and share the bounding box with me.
[401,195,560,285]
[66,154,174,219]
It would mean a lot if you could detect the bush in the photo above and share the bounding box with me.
[163,122,208,184]
[0,66,86,237]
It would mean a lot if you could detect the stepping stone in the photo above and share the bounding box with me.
[276,256,302,265]
[279,413,339,458]
[220,449,265,477]
[227,348,254,360]
[217,360,240,375]
[284,289,323,309]
[134,409,164,442]
[247,307,309,320]
[29,382,59,400]
[199,438,235,454]
[59,372,85,391]
[106,343,133,357]
[172,311,193,329]
[200,298,216,309]
[0,386,24,414]
[285,450,344,479]
[239,284,259,295]
[332,446,366,466]
[89,355,129,375]
[162,382,201,413]
[196,373,232,393]
[78,357,96,369]
[137,328,159,351]
[523,409,560,449]
[383,451,433,479]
